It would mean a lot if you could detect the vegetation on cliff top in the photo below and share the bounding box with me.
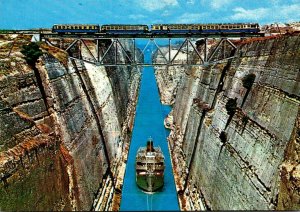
[241,73,256,107]
[242,73,256,90]
[225,98,237,116]
[21,42,43,66]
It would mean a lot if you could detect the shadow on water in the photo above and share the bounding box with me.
[120,44,179,211]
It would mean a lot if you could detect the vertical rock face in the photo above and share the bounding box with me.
[0,35,141,210]
[156,34,300,210]
[154,48,187,105]
[0,34,73,210]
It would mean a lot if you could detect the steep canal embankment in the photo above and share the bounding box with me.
[0,34,141,210]
[155,34,300,210]
[120,48,179,211]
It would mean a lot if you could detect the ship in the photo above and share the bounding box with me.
[135,137,165,192]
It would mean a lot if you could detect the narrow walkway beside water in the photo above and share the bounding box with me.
[120,50,179,211]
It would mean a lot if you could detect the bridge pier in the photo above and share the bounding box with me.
[96,39,100,62]
[204,38,207,62]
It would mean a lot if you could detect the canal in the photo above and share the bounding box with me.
[120,47,179,211]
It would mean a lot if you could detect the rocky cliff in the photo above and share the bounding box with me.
[154,47,187,105]
[0,34,141,210]
[155,34,300,210]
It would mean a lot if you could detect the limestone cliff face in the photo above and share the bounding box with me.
[154,48,187,105]
[0,34,73,210]
[0,35,141,210]
[156,34,300,210]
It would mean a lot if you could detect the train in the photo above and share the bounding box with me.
[52,23,260,34]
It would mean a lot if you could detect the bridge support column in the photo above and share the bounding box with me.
[115,39,118,64]
[168,38,171,65]
[80,40,82,60]
[223,38,226,59]
[96,39,100,62]
[133,38,136,64]
[204,38,207,62]
[187,38,189,64]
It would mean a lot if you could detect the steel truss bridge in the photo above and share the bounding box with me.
[3,29,264,66]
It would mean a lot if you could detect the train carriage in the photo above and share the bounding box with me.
[151,24,201,34]
[101,24,149,34]
[52,24,100,34]
[206,23,259,33]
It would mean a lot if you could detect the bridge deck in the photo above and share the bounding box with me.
[0,29,264,38]
[43,32,264,39]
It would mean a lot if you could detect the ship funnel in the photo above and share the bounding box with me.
[146,137,154,152]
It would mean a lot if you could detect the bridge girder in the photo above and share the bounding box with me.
[42,36,239,66]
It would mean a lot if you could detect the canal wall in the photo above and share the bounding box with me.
[0,34,141,210]
[155,34,300,210]
[154,48,186,105]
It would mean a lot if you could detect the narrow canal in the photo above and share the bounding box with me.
[120,47,179,211]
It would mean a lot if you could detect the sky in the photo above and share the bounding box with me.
[0,0,299,29]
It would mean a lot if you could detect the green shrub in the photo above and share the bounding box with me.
[242,73,256,89]
[196,39,205,47]
[225,98,237,116]
[219,131,227,143]
[21,42,43,66]
[242,115,249,125]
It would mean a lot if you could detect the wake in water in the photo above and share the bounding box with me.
[146,193,153,211]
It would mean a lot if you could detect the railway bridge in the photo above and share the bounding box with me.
[3,29,264,66]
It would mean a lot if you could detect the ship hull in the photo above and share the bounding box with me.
[136,174,164,192]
